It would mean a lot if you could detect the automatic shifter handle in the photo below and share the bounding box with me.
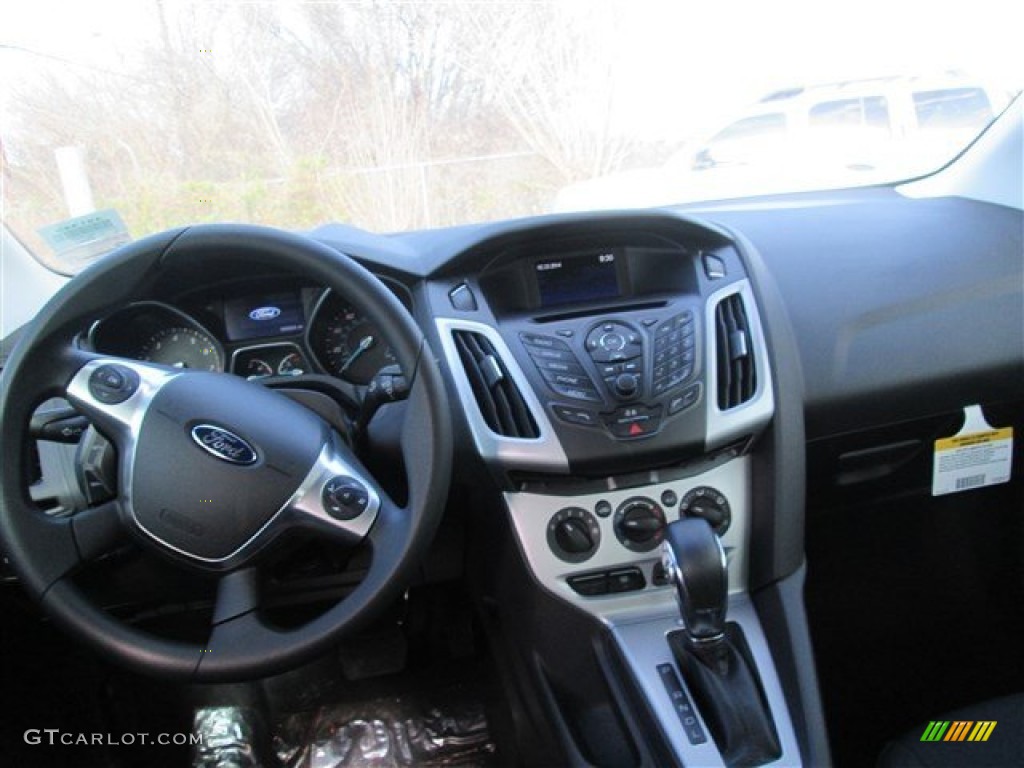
[661,518,728,642]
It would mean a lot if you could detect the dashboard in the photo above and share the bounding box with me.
[86,279,410,385]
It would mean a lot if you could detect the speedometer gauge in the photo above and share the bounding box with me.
[139,327,223,371]
[310,299,398,384]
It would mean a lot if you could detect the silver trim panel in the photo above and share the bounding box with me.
[284,443,382,544]
[704,279,775,451]
[503,457,752,623]
[435,317,570,473]
[612,597,801,767]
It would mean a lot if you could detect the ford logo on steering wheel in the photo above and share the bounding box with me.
[190,424,259,466]
[249,306,281,321]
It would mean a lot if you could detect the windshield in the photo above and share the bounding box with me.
[1,1,1019,271]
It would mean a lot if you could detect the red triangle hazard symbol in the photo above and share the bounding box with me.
[629,423,643,436]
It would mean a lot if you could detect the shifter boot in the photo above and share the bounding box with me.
[668,623,782,768]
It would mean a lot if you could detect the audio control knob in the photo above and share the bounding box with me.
[614,373,639,398]
[547,507,601,563]
[679,486,732,535]
[613,497,666,552]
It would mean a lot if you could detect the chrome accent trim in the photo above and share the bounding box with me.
[67,359,379,567]
[284,443,381,544]
[704,280,775,450]
[503,457,751,623]
[435,317,570,473]
[189,424,259,466]
[611,597,802,767]
[660,525,729,643]
[67,357,181,553]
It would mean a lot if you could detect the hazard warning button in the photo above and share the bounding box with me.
[603,404,662,439]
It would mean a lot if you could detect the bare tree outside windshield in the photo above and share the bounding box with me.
[0,1,1019,269]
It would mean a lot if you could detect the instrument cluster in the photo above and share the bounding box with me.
[87,279,408,386]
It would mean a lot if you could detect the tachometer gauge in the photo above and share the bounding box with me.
[313,305,397,384]
[139,327,222,371]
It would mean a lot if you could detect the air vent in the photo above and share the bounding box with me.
[715,293,757,409]
[452,331,540,439]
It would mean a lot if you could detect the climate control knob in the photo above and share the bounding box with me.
[613,497,666,552]
[679,486,732,535]
[547,507,601,563]
[555,518,594,554]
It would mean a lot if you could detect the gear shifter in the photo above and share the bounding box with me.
[662,518,781,767]
[661,517,728,643]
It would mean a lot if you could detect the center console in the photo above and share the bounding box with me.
[429,212,826,767]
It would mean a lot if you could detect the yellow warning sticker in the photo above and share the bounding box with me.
[932,406,1013,496]
[935,428,1014,452]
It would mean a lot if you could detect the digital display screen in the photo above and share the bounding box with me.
[224,292,306,341]
[535,250,621,307]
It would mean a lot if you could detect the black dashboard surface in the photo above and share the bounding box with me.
[688,190,1023,438]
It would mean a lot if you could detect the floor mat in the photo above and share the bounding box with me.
[272,681,498,768]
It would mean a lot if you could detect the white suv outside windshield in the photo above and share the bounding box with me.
[1,0,1019,273]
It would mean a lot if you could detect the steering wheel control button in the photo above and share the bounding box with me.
[39,414,90,442]
[679,486,732,536]
[547,506,600,563]
[613,497,666,552]
[322,476,370,521]
[88,364,140,404]
[668,383,702,415]
[552,405,599,428]
[604,404,662,439]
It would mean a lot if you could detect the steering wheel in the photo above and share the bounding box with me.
[0,224,452,682]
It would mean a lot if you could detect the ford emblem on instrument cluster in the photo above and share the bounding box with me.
[190,424,259,466]
[249,306,281,321]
